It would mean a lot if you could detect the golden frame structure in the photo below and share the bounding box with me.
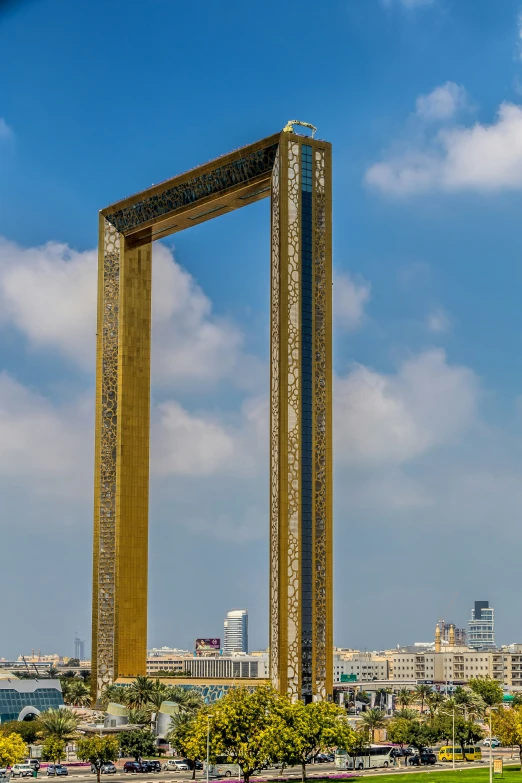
[92,127,333,702]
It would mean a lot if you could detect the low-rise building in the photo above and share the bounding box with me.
[333,650,389,683]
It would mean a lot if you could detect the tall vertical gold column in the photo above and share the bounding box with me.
[92,219,151,699]
[270,132,333,702]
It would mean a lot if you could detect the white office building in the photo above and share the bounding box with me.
[468,601,495,650]
[223,609,248,655]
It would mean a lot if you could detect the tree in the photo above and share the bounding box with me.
[492,706,522,762]
[414,685,432,714]
[0,734,27,768]
[119,729,155,761]
[396,689,415,710]
[433,712,483,759]
[387,717,414,749]
[125,677,154,710]
[179,687,284,783]
[426,691,446,718]
[77,736,120,783]
[393,708,418,721]
[127,709,149,727]
[42,738,66,764]
[167,714,200,780]
[47,665,59,679]
[0,721,39,744]
[37,708,80,743]
[64,680,91,708]
[469,677,503,708]
[264,699,356,782]
[357,708,386,743]
[100,684,128,709]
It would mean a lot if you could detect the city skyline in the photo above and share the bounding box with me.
[2,0,522,658]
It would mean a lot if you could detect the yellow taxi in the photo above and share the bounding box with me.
[438,746,482,762]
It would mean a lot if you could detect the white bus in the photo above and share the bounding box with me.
[335,745,394,770]
[203,758,241,778]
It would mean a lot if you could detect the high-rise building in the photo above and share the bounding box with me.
[74,637,85,661]
[91,125,333,703]
[468,601,495,650]
[223,609,248,655]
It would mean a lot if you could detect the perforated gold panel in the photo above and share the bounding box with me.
[269,134,333,701]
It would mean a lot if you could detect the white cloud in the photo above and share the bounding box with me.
[334,349,478,466]
[416,82,467,121]
[0,372,91,495]
[334,272,371,331]
[0,237,244,387]
[426,307,451,333]
[366,101,522,195]
[153,400,235,477]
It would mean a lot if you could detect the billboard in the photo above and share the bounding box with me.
[195,638,220,655]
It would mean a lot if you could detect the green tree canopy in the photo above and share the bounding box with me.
[119,729,156,761]
[357,708,386,742]
[77,735,120,783]
[264,699,356,781]
[492,706,522,763]
[36,708,80,743]
[42,738,66,765]
[0,721,39,744]
[179,687,284,783]
[468,677,504,708]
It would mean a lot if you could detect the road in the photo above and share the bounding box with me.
[36,751,522,783]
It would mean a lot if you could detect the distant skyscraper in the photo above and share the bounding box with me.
[468,601,495,650]
[223,609,248,655]
[74,636,85,661]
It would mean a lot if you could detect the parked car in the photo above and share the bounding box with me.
[123,763,147,774]
[408,752,437,766]
[46,766,68,777]
[26,761,40,772]
[12,765,35,778]
[164,761,189,772]
[91,764,117,775]
[483,738,501,748]
[141,763,161,773]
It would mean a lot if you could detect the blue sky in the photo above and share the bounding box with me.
[1,0,522,659]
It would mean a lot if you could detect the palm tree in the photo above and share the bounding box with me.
[66,680,91,707]
[167,713,198,780]
[393,708,418,720]
[357,708,386,743]
[127,708,148,726]
[37,708,80,742]
[47,665,59,679]
[78,670,91,683]
[414,684,432,714]
[100,684,128,709]
[164,685,203,714]
[426,691,446,717]
[396,688,415,710]
[125,676,154,709]
[454,690,486,721]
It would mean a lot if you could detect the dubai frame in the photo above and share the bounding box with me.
[92,123,333,703]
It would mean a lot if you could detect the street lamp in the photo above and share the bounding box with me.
[206,715,210,783]
[489,707,498,783]
[440,706,456,770]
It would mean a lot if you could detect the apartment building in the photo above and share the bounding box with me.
[333,650,389,683]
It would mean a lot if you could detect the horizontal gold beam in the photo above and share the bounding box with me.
[101,133,280,243]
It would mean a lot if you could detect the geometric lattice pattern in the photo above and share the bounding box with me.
[93,128,333,702]
[269,134,333,701]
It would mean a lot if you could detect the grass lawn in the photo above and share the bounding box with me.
[339,768,522,783]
